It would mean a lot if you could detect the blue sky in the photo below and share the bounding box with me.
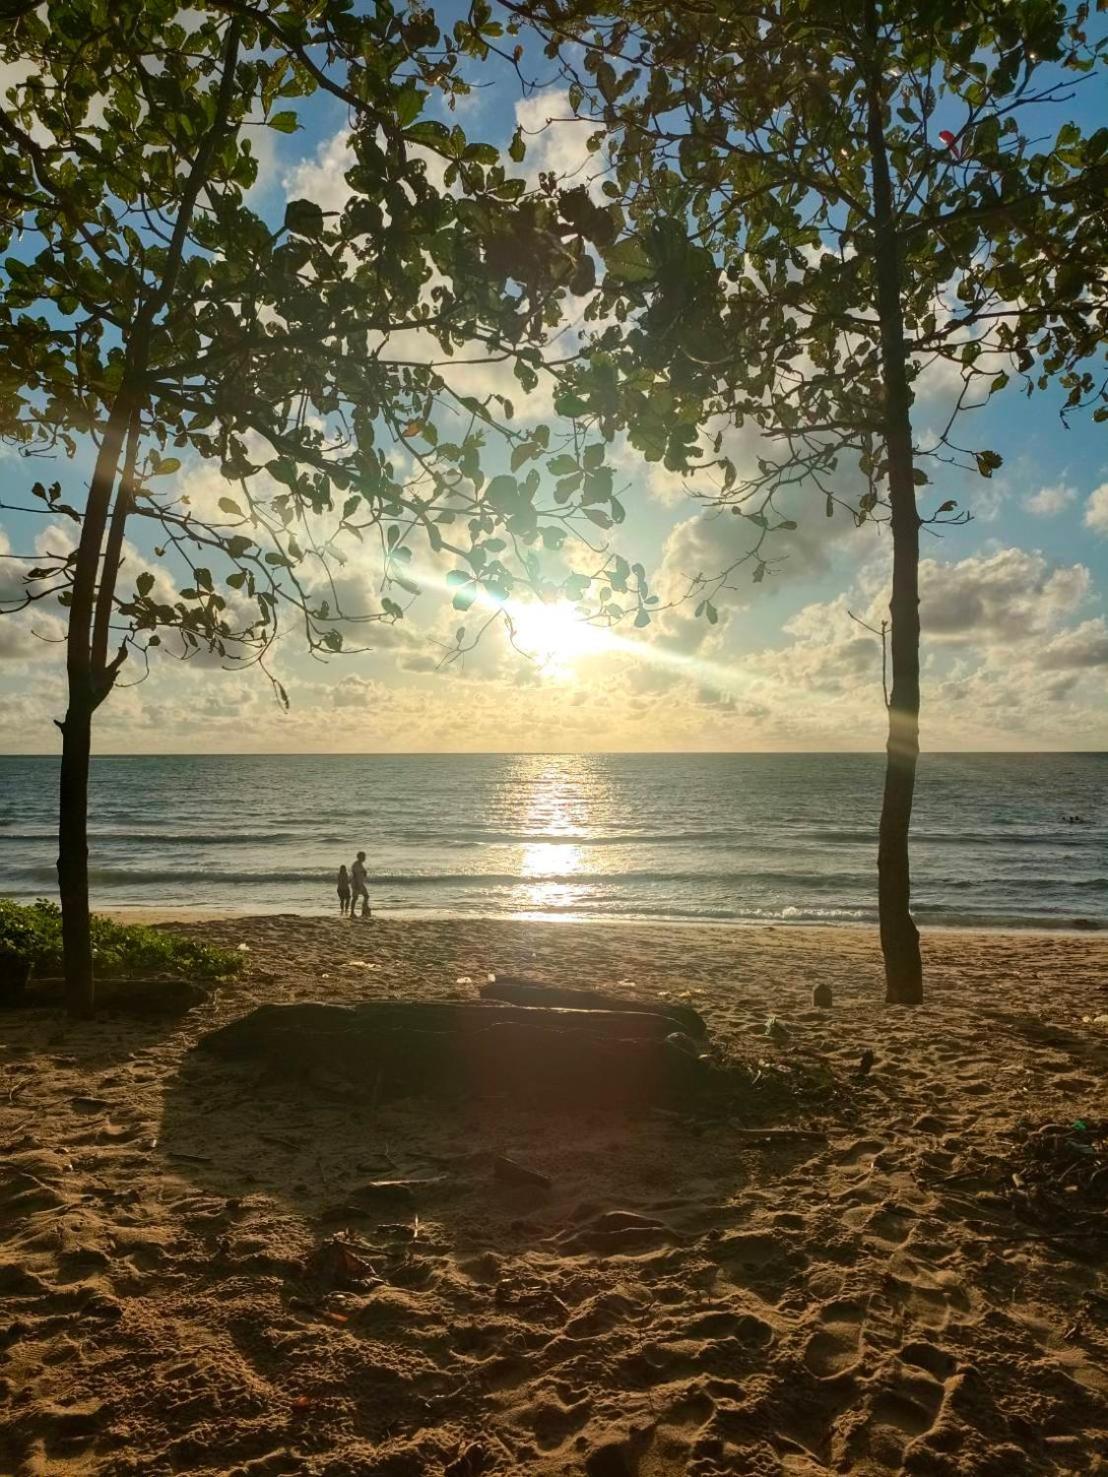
[0,7,1105,752]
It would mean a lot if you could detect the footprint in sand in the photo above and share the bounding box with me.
[861,1204,918,1247]
[835,1137,886,1167]
[899,1339,958,1380]
[803,1299,865,1378]
[523,1390,592,1450]
[885,1266,972,1332]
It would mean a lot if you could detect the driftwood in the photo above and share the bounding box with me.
[480,977,707,1039]
[197,999,724,1108]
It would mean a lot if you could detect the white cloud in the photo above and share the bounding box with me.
[282,129,355,216]
[1036,618,1108,671]
[0,525,28,607]
[514,90,601,192]
[1025,483,1076,517]
[244,122,280,201]
[915,547,1088,644]
[1084,483,1108,537]
[0,525,67,663]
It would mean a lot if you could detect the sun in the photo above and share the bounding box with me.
[507,599,611,677]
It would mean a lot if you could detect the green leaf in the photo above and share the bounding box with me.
[218,496,242,516]
[484,475,521,515]
[554,391,589,418]
[285,198,325,238]
[151,457,180,476]
[975,450,1003,478]
[509,128,525,163]
[395,84,425,129]
[602,237,655,283]
[266,459,298,488]
[268,111,299,134]
[405,119,450,150]
[136,572,154,598]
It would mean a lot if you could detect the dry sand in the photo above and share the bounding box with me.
[1,916,1106,1476]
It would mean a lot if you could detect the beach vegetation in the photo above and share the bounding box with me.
[0,899,241,984]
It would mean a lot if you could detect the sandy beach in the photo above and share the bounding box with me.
[2,915,1106,1475]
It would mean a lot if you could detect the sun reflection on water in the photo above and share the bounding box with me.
[510,756,601,916]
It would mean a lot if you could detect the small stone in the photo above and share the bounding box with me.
[812,983,833,1008]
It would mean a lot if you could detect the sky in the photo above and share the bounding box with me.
[0,8,1105,754]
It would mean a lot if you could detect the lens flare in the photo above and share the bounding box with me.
[507,599,611,677]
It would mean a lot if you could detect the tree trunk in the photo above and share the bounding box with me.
[866,4,924,1005]
[58,392,135,1015]
[57,691,95,1016]
[52,17,242,1017]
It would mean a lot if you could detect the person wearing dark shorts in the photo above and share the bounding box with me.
[337,864,350,915]
[350,851,370,918]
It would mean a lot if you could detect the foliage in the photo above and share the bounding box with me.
[0,899,242,981]
[0,0,657,681]
[507,0,1108,1001]
[0,0,662,1008]
[511,0,1108,581]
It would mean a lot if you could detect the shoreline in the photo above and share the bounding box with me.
[97,903,1106,936]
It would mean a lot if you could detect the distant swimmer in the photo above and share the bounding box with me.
[350,851,371,919]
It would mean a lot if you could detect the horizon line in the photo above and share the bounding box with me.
[2,749,1106,759]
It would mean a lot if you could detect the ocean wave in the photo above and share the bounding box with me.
[3,830,310,847]
[9,824,1098,852]
[14,864,885,890]
[914,907,1104,931]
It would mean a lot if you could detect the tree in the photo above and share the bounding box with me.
[0,0,652,1013]
[507,0,1108,1000]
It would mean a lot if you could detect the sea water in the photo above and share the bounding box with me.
[0,752,1104,929]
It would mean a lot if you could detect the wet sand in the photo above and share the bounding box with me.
[1,915,1106,1475]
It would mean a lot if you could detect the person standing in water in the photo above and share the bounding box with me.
[350,851,371,919]
[336,864,351,916]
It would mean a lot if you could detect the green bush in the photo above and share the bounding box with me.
[0,900,243,981]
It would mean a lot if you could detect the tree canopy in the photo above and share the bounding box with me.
[0,0,660,694]
[506,0,1108,999]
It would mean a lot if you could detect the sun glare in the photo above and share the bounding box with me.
[507,600,610,677]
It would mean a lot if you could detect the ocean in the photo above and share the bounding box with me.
[0,752,1104,930]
